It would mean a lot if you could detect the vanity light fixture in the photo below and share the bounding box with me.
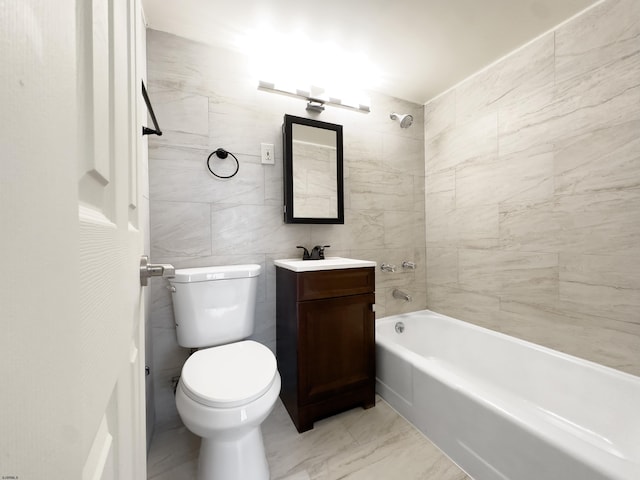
[258,80,371,113]
[306,100,325,113]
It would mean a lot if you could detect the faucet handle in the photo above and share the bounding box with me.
[296,246,311,260]
[381,263,397,273]
[319,245,330,259]
[310,245,330,260]
[402,261,416,269]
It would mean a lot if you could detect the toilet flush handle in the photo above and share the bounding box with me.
[140,255,176,286]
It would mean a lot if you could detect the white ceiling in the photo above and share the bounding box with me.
[141,0,599,104]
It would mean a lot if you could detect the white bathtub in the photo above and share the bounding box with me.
[376,310,640,480]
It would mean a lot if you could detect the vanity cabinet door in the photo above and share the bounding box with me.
[298,293,375,405]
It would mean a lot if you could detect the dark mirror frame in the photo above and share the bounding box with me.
[283,114,344,224]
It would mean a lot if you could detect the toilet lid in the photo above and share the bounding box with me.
[180,340,277,408]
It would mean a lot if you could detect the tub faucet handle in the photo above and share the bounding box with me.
[402,261,416,269]
[381,263,396,273]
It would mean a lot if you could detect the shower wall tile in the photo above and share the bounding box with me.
[498,300,640,376]
[413,211,427,247]
[554,119,640,194]
[413,245,428,285]
[501,191,640,256]
[558,253,640,324]
[426,284,500,328]
[426,248,458,287]
[382,134,424,175]
[413,175,426,213]
[498,251,559,306]
[425,0,640,376]
[496,98,556,157]
[457,249,501,295]
[147,29,426,431]
[454,204,499,249]
[555,0,640,83]
[425,188,456,219]
[499,77,640,158]
[426,169,455,195]
[426,112,497,173]
[455,32,554,121]
[424,89,455,141]
[455,148,554,208]
[498,199,561,253]
[553,190,640,256]
[425,189,456,246]
[457,249,558,304]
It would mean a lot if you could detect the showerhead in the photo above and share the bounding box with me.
[390,112,414,128]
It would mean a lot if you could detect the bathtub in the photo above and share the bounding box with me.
[375,310,640,480]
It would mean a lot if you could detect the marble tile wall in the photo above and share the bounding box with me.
[424,0,640,376]
[146,30,425,431]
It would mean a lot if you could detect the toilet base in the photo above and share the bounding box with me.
[198,426,269,480]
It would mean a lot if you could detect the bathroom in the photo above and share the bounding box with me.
[145,0,640,476]
[2,0,638,479]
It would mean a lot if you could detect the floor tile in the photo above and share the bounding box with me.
[147,396,468,479]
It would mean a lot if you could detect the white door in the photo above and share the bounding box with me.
[1,1,148,479]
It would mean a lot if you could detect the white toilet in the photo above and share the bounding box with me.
[168,264,281,480]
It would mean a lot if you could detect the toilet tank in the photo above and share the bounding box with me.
[168,264,261,348]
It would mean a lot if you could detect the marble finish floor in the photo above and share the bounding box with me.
[147,396,470,479]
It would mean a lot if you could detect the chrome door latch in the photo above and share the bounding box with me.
[140,255,175,286]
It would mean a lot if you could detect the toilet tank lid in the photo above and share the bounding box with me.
[171,264,261,283]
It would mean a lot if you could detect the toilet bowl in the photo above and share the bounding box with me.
[176,341,281,480]
[168,265,281,480]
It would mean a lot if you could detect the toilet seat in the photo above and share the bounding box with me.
[180,340,277,408]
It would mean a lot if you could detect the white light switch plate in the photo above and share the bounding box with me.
[261,143,275,165]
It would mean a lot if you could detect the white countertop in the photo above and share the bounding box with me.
[274,257,377,272]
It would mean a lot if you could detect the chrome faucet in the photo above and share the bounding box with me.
[392,289,412,302]
[402,261,416,269]
[381,263,396,273]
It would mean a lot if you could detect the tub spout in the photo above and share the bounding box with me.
[392,289,412,302]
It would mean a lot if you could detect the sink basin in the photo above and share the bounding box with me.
[274,257,376,272]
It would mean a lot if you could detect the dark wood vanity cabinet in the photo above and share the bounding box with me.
[276,266,376,433]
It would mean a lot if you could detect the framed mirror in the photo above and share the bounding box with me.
[283,114,344,224]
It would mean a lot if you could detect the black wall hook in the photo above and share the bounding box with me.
[207,148,239,179]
